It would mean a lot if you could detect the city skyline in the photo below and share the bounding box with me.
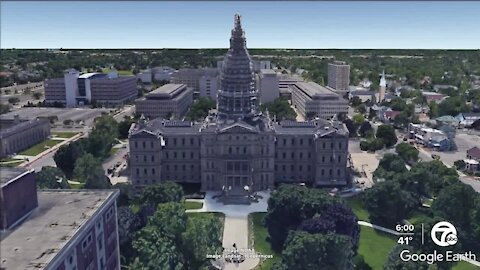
[1,1,479,49]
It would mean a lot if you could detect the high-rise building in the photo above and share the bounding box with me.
[327,61,350,92]
[128,14,350,198]
[257,69,279,104]
[0,168,120,270]
[45,70,137,107]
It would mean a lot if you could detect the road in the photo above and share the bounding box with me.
[113,105,135,122]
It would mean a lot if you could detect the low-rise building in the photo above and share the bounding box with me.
[0,115,50,158]
[135,84,193,120]
[408,123,454,151]
[257,69,279,104]
[0,167,120,270]
[290,81,349,120]
[348,89,376,103]
[422,91,446,104]
[435,115,460,128]
[45,69,137,107]
[456,112,480,127]
[465,147,480,172]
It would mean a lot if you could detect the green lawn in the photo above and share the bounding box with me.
[130,203,140,214]
[109,147,120,157]
[453,261,480,270]
[249,212,281,270]
[52,131,79,138]
[183,201,203,210]
[102,68,133,75]
[69,182,85,189]
[345,196,371,222]
[358,226,396,270]
[406,209,431,225]
[0,160,24,167]
[19,139,61,156]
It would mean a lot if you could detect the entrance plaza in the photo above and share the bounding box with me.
[187,191,270,270]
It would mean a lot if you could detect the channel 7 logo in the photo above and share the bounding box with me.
[430,221,458,247]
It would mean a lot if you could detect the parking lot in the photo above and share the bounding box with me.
[0,107,110,129]
[433,133,480,167]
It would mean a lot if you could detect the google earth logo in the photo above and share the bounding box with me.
[431,221,458,247]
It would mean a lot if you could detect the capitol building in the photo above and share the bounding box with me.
[128,14,350,197]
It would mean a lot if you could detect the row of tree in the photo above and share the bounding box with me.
[53,115,118,188]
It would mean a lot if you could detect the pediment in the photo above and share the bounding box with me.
[218,122,257,134]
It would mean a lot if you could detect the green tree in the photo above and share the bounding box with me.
[36,166,70,189]
[395,143,419,164]
[389,98,407,111]
[140,182,184,207]
[384,245,429,270]
[376,124,397,147]
[32,92,43,100]
[358,121,373,138]
[73,153,111,188]
[351,96,362,107]
[8,97,19,104]
[264,185,337,251]
[131,203,187,270]
[428,101,439,118]
[118,117,134,139]
[438,96,469,116]
[453,159,466,170]
[431,182,477,230]
[353,114,365,125]
[363,181,419,227]
[279,231,353,270]
[182,214,223,269]
[185,97,216,121]
[260,98,296,121]
[0,103,11,114]
[53,139,87,178]
[408,160,458,196]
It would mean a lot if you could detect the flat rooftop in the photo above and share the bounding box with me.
[146,83,186,99]
[291,81,339,99]
[0,190,118,270]
[0,167,30,186]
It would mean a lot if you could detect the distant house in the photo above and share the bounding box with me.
[465,147,480,172]
[377,107,401,122]
[433,84,458,92]
[348,89,376,103]
[456,113,480,127]
[408,123,455,151]
[422,91,446,104]
[435,115,460,128]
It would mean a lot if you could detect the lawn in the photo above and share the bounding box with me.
[183,201,203,210]
[406,209,431,225]
[345,196,371,222]
[69,182,85,189]
[109,147,120,157]
[52,131,79,138]
[249,212,281,270]
[102,68,133,75]
[19,139,61,156]
[358,226,396,270]
[0,160,24,167]
[453,261,480,270]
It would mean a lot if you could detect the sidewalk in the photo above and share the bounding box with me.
[18,132,84,168]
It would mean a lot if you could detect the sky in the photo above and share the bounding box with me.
[1,1,479,49]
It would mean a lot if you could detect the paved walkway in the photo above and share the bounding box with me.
[186,191,270,270]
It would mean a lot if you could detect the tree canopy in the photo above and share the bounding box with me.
[35,166,70,189]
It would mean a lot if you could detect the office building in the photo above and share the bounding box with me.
[128,14,350,197]
[171,68,219,100]
[278,74,304,99]
[0,115,50,158]
[135,84,193,119]
[0,167,120,270]
[44,70,137,107]
[290,81,349,120]
[257,69,279,104]
[327,61,350,92]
